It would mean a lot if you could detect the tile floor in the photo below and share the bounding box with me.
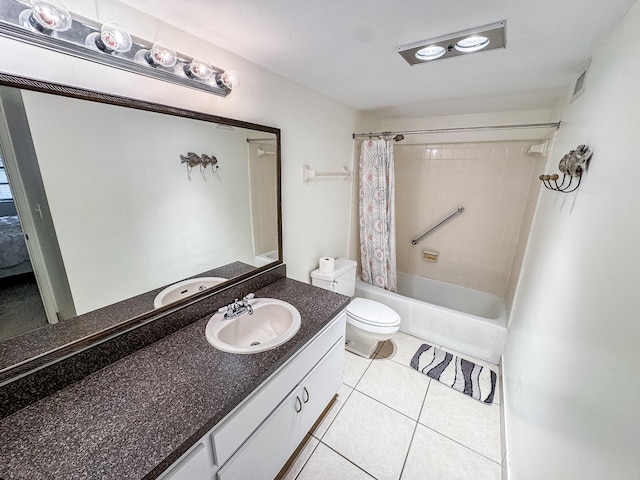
[277,332,504,480]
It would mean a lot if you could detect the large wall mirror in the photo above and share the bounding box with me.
[0,74,281,379]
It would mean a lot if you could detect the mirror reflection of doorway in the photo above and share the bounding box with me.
[0,86,77,343]
[0,153,47,341]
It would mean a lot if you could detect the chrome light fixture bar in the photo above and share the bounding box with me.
[397,21,506,66]
[0,0,239,96]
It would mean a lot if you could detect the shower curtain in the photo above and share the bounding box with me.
[359,138,397,292]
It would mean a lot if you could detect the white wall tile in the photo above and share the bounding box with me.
[395,140,543,297]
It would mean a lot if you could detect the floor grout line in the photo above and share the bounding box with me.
[352,387,422,423]
[320,440,380,480]
[419,423,503,466]
[397,378,431,479]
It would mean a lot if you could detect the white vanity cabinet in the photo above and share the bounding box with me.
[217,338,343,479]
[158,310,346,480]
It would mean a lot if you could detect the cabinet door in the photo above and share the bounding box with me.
[217,338,344,480]
[216,382,300,480]
[160,443,211,480]
[289,338,344,451]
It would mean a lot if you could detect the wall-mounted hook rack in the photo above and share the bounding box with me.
[539,144,592,193]
[180,152,220,173]
[303,165,352,183]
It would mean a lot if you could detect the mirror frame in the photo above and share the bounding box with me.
[0,72,282,384]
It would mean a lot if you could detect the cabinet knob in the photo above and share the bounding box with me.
[302,387,310,404]
[295,396,303,413]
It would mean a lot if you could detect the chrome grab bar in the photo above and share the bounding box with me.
[411,206,465,245]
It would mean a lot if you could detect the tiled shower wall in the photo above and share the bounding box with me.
[395,141,546,298]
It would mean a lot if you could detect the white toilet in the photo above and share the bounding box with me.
[311,258,401,358]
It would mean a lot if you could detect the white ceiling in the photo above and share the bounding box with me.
[117,0,637,118]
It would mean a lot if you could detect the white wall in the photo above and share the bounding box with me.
[503,2,640,478]
[0,0,367,287]
[22,92,260,313]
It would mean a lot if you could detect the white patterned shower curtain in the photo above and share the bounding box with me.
[359,138,397,292]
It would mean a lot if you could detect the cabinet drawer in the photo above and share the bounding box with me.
[217,337,344,480]
[210,311,346,466]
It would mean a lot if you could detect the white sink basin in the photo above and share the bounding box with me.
[153,277,228,308]
[205,298,301,354]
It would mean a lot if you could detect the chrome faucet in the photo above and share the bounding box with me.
[218,293,255,319]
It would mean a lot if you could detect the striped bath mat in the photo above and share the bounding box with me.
[410,344,497,404]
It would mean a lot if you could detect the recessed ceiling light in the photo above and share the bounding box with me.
[415,45,446,61]
[397,21,506,66]
[455,35,490,53]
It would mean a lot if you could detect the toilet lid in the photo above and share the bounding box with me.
[347,298,400,327]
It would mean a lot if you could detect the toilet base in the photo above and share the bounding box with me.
[344,323,395,358]
[345,337,380,358]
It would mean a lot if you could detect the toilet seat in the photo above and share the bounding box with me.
[347,298,401,328]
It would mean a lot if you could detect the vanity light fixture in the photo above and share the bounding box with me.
[397,20,506,66]
[0,0,239,96]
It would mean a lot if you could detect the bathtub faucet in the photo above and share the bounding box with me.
[219,293,255,319]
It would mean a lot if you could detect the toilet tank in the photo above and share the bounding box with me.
[310,258,357,296]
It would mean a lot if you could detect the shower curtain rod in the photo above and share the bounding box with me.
[352,122,561,139]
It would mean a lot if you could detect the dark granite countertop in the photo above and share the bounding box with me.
[0,277,350,480]
[0,261,257,371]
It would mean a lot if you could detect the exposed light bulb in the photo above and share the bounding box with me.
[184,58,214,80]
[215,69,240,90]
[85,21,132,54]
[454,35,490,53]
[139,41,177,68]
[19,0,72,34]
[415,45,446,61]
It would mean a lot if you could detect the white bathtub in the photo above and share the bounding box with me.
[355,272,507,364]
[253,250,278,267]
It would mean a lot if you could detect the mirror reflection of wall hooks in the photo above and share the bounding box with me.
[200,154,219,173]
[180,152,219,173]
[539,144,592,193]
